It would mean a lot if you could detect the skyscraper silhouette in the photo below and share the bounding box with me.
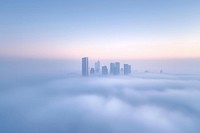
[82,57,88,76]
[110,63,115,75]
[124,64,131,75]
[110,62,120,75]
[102,66,108,75]
[95,61,100,73]
[115,62,120,75]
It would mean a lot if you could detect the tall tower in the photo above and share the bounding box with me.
[124,64,131,75]
[95,60,100,73]
[110,63,115,75]
[82,57,88,76]
[124,64,129,75]
[102,66,108,75]
[110,62,120,75]
[115,62,120,75]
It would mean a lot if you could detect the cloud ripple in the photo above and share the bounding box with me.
[0,74,200,133]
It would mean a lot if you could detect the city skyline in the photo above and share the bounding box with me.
[0,0,200,60]
[82,57,132,76]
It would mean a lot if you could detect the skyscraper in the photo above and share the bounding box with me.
[102,66,108,75]
[110,62,120,75]
[82,57,88,76]
[124,64,131,75]
[115,62,120,75]
[110,63,115,75]
[95,60,100,73]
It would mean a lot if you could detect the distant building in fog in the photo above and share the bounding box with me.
[115,62,120,75]
[95,61,100,73]
[81,57,134,76]
[110,62,120,75]
[90,68,95,75]
[102,66,108,75]
[82,57,88,76]
[110,63,115,75]
[124,64,131,75]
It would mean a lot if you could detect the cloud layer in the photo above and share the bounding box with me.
[1,73,200,133]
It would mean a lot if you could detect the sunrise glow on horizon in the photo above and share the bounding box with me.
[0,0,200,60]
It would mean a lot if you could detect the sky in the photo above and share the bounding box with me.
[0,0,200,59]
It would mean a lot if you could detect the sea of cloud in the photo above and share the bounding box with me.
[1,72,200,133]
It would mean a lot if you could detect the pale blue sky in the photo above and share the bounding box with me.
[0,0,200,59]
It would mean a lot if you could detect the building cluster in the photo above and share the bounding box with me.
[82,57,131,76]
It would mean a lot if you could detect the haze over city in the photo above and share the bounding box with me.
[0,0,200,133]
